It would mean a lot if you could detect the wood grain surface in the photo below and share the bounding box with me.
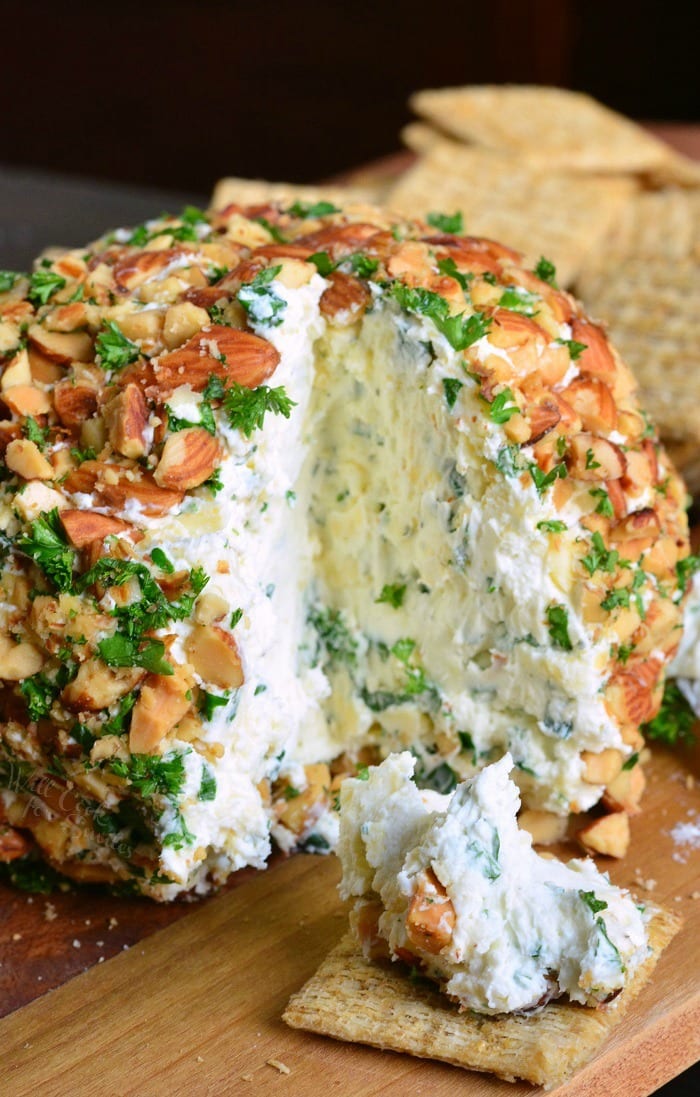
[1,742,698,1097]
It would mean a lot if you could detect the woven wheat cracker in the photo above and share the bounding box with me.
[387,142,634,286]
[284,907,681,1090]
[210,176,383,212]
[410,85,676,175]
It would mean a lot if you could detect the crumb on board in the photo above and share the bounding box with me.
[241,1074,255,1083]
[267,1058,291,1075]
[108,917,118,930]
[44,902,57,922]
[12,933,22,941]
[686,775,695,791]
[632,869,657,892]
[72,939,81,949]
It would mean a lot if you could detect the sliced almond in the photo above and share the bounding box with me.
[567,433,626,481]
[103,382,149,459]
[604,657,663,728]
[123,324,280,400]
[185,624,244,689]
[609,508,660,560]
[5,439,54,481]
[112,248,185,291]
[1,347,32,390]
[43,302,89,333]
[129,662,195,754]
[64,461,184,517]
[525,399,560,443]
[406,867,455,955]
[154,427,221,490]
[570,319,616,381]
[561,377,617,434]
[319,273,371,326]
[2,384,52,417]
[27,323,93,364]
[53,379,100,427]
[577,811,630,859]
[60,509,135,548]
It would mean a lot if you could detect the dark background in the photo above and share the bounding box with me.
[2,0,698,192]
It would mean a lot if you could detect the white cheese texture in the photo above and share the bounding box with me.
[338,753,649,1014]
[46,276,631,893]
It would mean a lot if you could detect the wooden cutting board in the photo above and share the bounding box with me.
[1,741,699,1096]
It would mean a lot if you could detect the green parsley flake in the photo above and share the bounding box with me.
[534,257,558,287]
[390,282,490,351]
[95,320,140,371]
[28,269,66,306]
[23,416,50,450]
[375,583,406,609]
[676,554,700,595]
[287,200,340,219]
[498,286,540,316]
[426,211,464,234]
[199,765,217,801]
[237,265,287,328]
[537,519,567,533]
[436,256,472,291]
[98,634,173,676]
[642,681,696,746]
[589,487,614,517]
[0,270,22,293]
[581,531,621,577]
[15,509,76,592]
[442,377,464,409]
[488,387,519,424]
[546,604,572,651]
[557,338,588,361]
[198,690,230,721]
[223,382,296,438]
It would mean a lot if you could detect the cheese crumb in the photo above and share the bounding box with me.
[266,1059,291,1075]
[44,902,57,922]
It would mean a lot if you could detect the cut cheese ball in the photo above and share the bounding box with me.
[0,202,690,898]
[338,752,650,1013]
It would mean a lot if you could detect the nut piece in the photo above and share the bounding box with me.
[581,748,624,786]
[2,384,52,417]
[561,377,617,434]
[275,763,331,837]
[319,273,371,325]
[602,763,646,815]
[60,509,135,548]
[0,825,33,863]
[62,660,143,711]
[53,380,100,427]
[5,439,55,481]
[567,433,626,481]
[162,302,211,350]
[126,325,280,399]
[518,809,568,845]
[154,428,221,490]
[27,324,93,364]
[129,663,195,754]
[64,461,184,517]
[406,867,456,954]
[185,624,244,689]
[103,383,149,459]
[577,811,630,859]
[0,634,45,680]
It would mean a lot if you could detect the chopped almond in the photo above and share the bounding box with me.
[129,663,195,754]
[2,384,52,417]
[103,382,149,459]
[185,624,244,689]
[27,323,92,364]
[154,427,221,491]
[53,379,100,427]
[567,433,626,481]
[582,748,624,785]
[518,809,568,845]
[0,634,45,680]
[60,509,135,548]
[602,763,646,815]
[62,660,143,711]
[577,811,630,859]
[5,439,55,481]
[406,867,455,954]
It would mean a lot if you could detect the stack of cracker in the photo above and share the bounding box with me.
[391,85,700,495]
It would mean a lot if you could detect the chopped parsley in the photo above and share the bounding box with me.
[600,570,647,618]
[581,531,622,577]
[676,554,700,595]
[162,811,196,850]
[529,462,567,496]
[557,338,587,360]
[534,256,557,287]
[579,889,608,915]
[95,320,139,372]
[69,445,98,464]
[222,381,296,438]
[495,443,526,478]
[415,760,459,795]
[287,200,340,218]
[98,633,173,675]
[0,270,22,293]
[585,448,601,470]
[23,416,50,451]
[15,509,76,592]
[375,583,406,609]
[150,547,175,573]
[199,765,217,801]
[230,608,243,628]
[20,672,60,720]
[347,252,379,279]
[110,751,188,799]
[426,210,463,234]
[237,265,287,328]
[642,682,696,746]
[498,286,540,316]
[253,216,287,243]
[308,251,336,276]
[309,605,357,667]
[436,256,472,291]
[390,282,490,351]
[546,604,572,651]
[198,689,231,721]
[205,467,224,496]
[28,269,66,306]
[589,487,614,517]
[442,377,464,409]
[537,519,567,533]
[622,751,639,771]
[488,386,519,424]
[166,399,216,436]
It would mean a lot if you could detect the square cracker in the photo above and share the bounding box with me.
[576,189,700,444]
[386,142,635,287]
[284,907,681,1090]
[210,176,384,212]
[410,85,676,176]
